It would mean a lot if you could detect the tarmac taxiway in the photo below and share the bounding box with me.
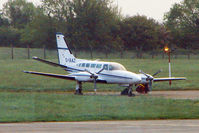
[0,120,199,133]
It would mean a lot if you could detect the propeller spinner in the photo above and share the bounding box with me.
[139,69,162,91]
[85,67,105,93]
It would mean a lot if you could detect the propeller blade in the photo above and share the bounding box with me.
[85,69,98,79]
[152,69,163,77]
[139,70,155,91]
[94,79,97,93]
[85,69,93,75]
[139,70,153,80]
[148,81,153,91]
[139,70,148,76]
[85,69,98,92]
[97,67,105,74]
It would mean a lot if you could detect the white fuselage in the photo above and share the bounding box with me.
[66,59,142,85]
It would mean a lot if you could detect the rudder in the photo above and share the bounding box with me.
[56,33,76,66]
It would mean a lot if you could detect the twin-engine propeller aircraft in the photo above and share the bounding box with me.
[24,33,186,96]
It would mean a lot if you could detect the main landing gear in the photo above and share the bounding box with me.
[74,81,83,95]
[121,84,135,97]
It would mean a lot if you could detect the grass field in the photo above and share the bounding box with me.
[0,47,199,122]
[0,58,197,92]
[0,92,199,122]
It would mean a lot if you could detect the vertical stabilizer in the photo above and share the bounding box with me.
[56,33,76,66]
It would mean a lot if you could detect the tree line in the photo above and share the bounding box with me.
[0,0,198,58]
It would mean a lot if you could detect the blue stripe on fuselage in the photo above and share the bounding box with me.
[100,73,132,80]
[65,67,132,80]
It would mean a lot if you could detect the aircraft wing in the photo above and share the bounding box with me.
[154,77,186,82]
[23,71,75,80]
[32,56,67,68]
[23,71,108,83]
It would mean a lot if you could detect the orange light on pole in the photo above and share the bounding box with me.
[164,46,172,86]
[164,46,170,53]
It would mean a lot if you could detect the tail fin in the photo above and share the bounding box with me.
[56,33,76,66]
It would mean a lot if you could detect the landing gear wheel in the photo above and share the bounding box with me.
[75,82,83,95]
[128,88,135,97]
[121,88,129,95]
[74,89,83,95]
[128,91,135,97]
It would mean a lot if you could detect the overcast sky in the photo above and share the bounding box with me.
[0,0,183,21]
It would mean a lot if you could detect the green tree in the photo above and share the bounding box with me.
[164,0,199,49]
[42,0,121,58]
[0,26,20,46]
[120,15,161,58]
[0,13,9,26]
[2,0,38,29]
[0,8,20,47]
[69,0,121,58]
[20,10,56,48]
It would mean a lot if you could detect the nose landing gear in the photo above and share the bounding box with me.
[121,84,135,97]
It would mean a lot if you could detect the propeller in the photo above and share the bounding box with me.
[139,69,162,91]
[85,67,105,93]
[97,67,105,74]
[152,69,163,77]
[139,70,153,80]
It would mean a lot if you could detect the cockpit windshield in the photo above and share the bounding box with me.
[109,63,127,71]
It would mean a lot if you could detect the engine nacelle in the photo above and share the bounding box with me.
[72,72,93,82]
[136,84,150,94]
[75,76,92,82]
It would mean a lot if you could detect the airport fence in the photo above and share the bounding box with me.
[0,46,198,60]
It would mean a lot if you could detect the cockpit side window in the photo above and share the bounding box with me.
[109,63,127,71]
[109,65,113,71]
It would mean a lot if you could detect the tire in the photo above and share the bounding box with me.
[128,91,135,97]
[121,88,129,95]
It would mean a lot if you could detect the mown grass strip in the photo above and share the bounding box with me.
[0,92,198,122]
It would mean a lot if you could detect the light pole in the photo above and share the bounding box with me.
[164,46,172,86]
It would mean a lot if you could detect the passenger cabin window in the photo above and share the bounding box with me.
[96,64,102,68]
[91,64,96,68]
[86,63,90,68]
[103,64,109,70]
[82,63,85,67]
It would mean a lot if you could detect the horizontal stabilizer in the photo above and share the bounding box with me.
[154,77,186,82]
[23,71,75,80]
[33,56,67,68]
